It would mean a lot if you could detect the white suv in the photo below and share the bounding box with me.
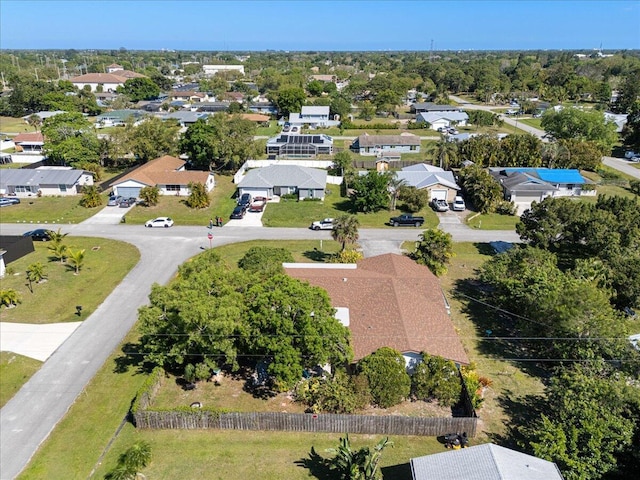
[452,196,466,211]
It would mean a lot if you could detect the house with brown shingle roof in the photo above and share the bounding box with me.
[285,254,469,369]
[110,155,214,198]
[70,70,146,92]
[12,132,44,153]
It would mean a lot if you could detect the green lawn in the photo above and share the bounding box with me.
[262,186,439,229]
[255,121,281,136]
[517,117,543,130]
[1,116,30,134]
[0,195,108,224]
[0,352,42,408]
[0,237,139,324]
[465,213,520,230]
[213,239,342,267]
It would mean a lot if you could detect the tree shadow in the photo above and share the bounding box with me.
[302,248,333,262]
[381,463,412,480]
[333,198,356,214]
[113,342,154,375]
[489,390,548,450]
[294,446,334,480]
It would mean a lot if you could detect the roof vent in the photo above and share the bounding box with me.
[343,277,347,282]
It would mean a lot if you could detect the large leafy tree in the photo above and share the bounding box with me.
[117,77,160,101]
[541,107,618,154]
[42,112,101,167]
[526,365,636,480]
[242,275,353,391]
[238,246,294,277]
[350,171,390,213]
[179,115,260,171]
[270,86,306,117]
[412,229,454,276]
[357,347,411,408]
[126,117,180,163]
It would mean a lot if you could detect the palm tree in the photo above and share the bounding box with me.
[327,434,393,480]
[27,113,42,132]
[48,228,68,245]
[426,136,458,170]
[48,242,69,264]
[0,289,22,308]
[331,215,360,252]
[387,173,406,212]
[67,248,86,274]
[26,262,47,293]
[120,440,152,474]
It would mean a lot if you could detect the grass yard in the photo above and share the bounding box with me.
[0,352,42,408]
[0,195,107,224]
[262,186,439,229]
[0,116,30,133]
[517,117,543,130]
[0,238,139,324]
[255,121,281,136]
[465,213,520,230]
[123,173,238,226]
[213,239,342,267]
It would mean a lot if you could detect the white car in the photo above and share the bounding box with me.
[310,218,334,230]
[145,216,174,228]
[452,196,466,211]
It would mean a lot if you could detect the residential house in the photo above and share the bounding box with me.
[21,110,66,123]
[156,111,208,127]
[266,133,333,157]
[202,65,245,76]
[410,443,564,480]
[350,132,421,156]
[240,113,271,125]
[168,91,209,103]
[288,106,340,128]
[12,132,44,153]
[110,155,214,198]
[489,167,595,214]
[396,164,461,202]
[411,103,463,114]
[196,102,231,113]
[236,164,327,200]
[416,111,469,130]
[285,254,469,369]
[70,66,146,92]
[224,91,245,103]
[248,101,278,115]
[604,111,628,133]
[309,74,337,83]
[0,167,93,197]
[95,110,146,128]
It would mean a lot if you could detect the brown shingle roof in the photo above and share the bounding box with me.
[110,155,210,188]
[13,132,44,143]
[285,254,469,365]
[70,71,145,84]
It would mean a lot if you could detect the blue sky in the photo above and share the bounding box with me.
[1,0,639,51]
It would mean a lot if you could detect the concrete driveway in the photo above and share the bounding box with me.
[80,204,134,225]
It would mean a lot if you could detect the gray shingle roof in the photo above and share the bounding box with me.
[237,165,327,190]
[410,444,564,480]
[0,169,85,189]
[396,164,459,190]
[356,133,421,147]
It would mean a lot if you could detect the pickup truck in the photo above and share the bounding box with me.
[389,214,425,227]
[248,196,267,212]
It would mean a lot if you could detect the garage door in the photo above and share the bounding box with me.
[116,186,142,198]
[513,193,543,203]
[242,188,270,199]
[430,189,447,201]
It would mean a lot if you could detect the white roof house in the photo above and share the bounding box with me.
[288,105,339,128]
[411,444,564,480]
[416,111,469,129]
[0,168,93,196]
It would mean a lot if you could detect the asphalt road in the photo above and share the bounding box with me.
[602,156,640,179]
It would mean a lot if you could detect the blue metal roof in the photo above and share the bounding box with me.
[499,168,585,184]
[536,169,585,184]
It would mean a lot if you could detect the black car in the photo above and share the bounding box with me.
[230,205,247,219]
[23,229,52,241]
[238,193,252,208]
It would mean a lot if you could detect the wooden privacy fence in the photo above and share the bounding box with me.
[134,410,476,437]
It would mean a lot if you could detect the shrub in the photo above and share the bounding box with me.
[340,120,399,130]
[195,362,211,382]
[460,364,484,409]
[238,246,294,276]
[630,179,640,196]
[280,193,298,201]
[328,250,363,263]
[294,370,371,413]
[186,182,210,208]
[494,200,516,215]
[358,347,410,408]
[411,353,461,407]
[184,363,196,384]
[139,186,160,206]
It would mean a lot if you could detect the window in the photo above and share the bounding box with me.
[165,185,181,191]
[15,185,37,193]
[410,145,417,151]
[59,184,67,192]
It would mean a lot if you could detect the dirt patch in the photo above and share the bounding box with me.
[152,371,452,418]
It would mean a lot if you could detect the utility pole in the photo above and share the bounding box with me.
[429,39,434,63]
